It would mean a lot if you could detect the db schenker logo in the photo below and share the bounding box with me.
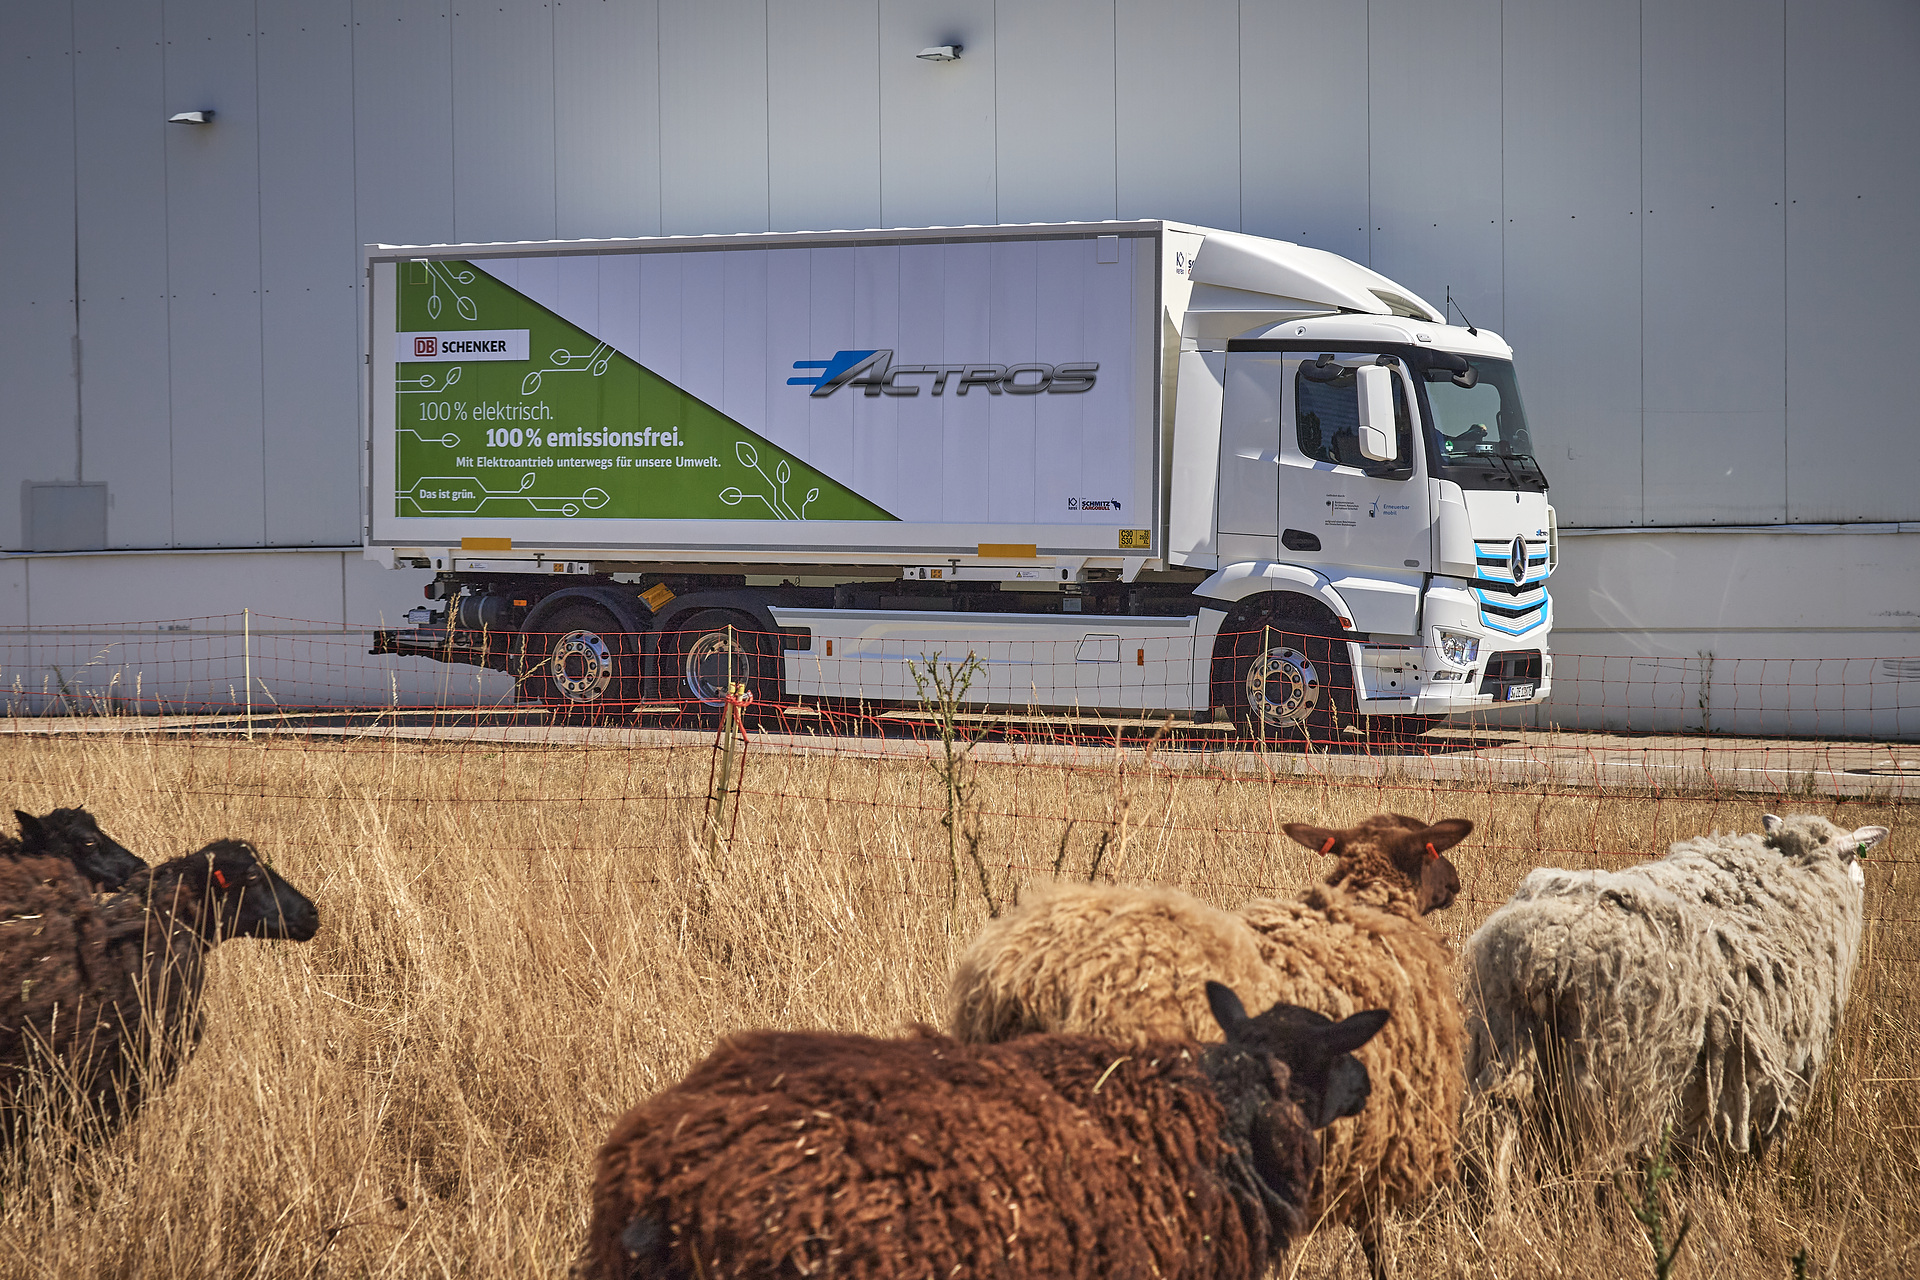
[789,350,1098,397]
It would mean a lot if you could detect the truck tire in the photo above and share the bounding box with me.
[522,604,638,720]
[1229,624,1357,747]
[669,609,775,727]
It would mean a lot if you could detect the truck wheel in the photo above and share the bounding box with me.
[670,610,774,727]
[524,604,637,720]
[1231,626,1357,746]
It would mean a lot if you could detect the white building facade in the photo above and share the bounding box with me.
[3,0,1916,734]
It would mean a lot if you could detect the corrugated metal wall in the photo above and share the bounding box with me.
[3,0,1918,553]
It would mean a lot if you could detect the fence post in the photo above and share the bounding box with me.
[704,624,747,859]
[1259,622,1272,753]
[244,608,253,740]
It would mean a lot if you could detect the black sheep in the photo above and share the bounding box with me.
[0,838,319,1143]
[2,806,145,891]
[584,982,1388,1280]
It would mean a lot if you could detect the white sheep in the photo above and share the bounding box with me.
[1464,812,1887,1163]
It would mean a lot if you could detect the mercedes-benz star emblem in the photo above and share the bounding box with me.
[1509,535,1527,584]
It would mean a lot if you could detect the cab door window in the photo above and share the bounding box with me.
[1294,360,1414,480]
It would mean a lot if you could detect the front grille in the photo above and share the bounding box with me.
[1471,536,1551,594]
[1468,537,1550,633]
[1472,582,1548,634]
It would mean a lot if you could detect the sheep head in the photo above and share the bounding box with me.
[1201,982,1388,1235]
[1762,813,1888,889]
[1205,981,1389,1129]
[165,840,321,942]
[11,806,145,890]
[1282,813,1471,914]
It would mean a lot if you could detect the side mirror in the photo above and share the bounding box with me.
[1355,365,1396,462]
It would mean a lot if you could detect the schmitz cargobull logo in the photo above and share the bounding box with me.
[789,350,1097,397]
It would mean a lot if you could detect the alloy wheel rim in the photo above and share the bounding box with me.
[684,631,747,706]
[1246,645,1319,727]
[551,629,614,701]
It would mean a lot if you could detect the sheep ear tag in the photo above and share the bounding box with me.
[213,869,230,890]
[1320,837,1336,855]
[1425,842,1439,862]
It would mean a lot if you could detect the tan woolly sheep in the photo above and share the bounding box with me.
[948,813,1473,1279]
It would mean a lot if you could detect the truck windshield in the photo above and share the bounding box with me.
[1417,357,1547,492]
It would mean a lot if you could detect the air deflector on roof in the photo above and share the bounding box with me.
[1187,230,1443,322]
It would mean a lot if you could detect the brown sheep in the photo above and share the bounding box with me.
[1,838,319,1144]
[582,983,1389,1280]
[947,813,1472,1279]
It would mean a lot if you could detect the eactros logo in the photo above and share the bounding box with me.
[789,350,1098,397]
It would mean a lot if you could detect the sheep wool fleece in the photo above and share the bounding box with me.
[1463,867,1716,1157]
[585,1027,1305,1280]
[1466,814,1871,1154]
[948,880,1465,1235]
[3,857,242,1130]
[0,857,107,1084]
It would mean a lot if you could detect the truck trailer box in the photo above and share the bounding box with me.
[368,226,1167,566]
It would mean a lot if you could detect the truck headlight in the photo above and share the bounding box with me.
[1436,630,1480,666]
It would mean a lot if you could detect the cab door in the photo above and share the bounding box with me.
[1215,354,1285,564]
[1273,353,1430,632]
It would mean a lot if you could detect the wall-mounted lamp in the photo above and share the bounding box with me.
[916,45,961,61]
[168,110,214,124]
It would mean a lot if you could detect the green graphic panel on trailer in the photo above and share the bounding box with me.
[394,261,895,521]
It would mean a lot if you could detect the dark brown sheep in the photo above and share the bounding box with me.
[0,838,319,1143]
[2,806,145,891]
[583,983,1388,1280]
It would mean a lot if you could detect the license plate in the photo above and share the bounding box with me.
[1506,682,1535,701]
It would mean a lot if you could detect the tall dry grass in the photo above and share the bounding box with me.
[0,728,1914,1278]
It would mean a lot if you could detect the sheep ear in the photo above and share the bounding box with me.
[1762,814,1784,835]
[1283,824,1339,855]
[1206,981,1251,1037]
[1321,1008,1390,1056]
[1850,825,1889,853]
[14,811,46,844]
[1415,818,1473,855]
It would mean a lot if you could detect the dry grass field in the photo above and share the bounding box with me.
[0,726,1914,1278]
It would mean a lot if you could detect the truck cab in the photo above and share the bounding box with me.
[1177,317,1552,737]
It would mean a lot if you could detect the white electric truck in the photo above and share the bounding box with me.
[366,221,1554,740]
